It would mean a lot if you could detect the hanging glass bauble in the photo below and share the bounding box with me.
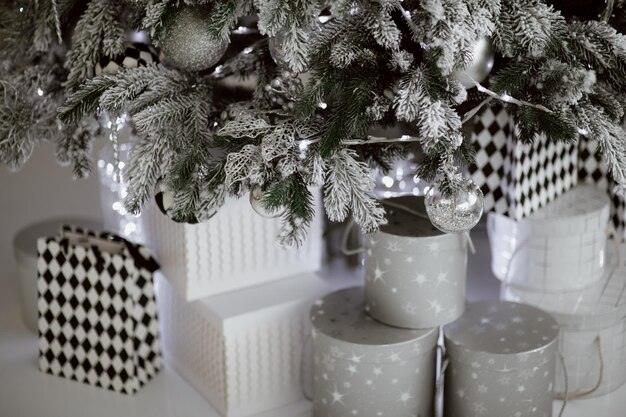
[158,5,229,72]
[453,37,495,89]
[424,178,484,233]
[249,185,286,218]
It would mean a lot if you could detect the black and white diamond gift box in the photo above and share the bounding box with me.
[37,225,162,394]
[578,137,626,241]
[469,104,578,220]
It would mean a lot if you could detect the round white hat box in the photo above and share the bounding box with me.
[501,256,626,398]
[488,185,610,292]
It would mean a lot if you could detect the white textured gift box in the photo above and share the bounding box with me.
[155,271,335,417]
[143,189,324,300]
[501,258,626,398]
[488,185,610,292]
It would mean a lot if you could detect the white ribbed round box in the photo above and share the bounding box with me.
[364,196,468,329]
[488,185,610,292]
[310,287,439,417]
[501,257,626,398]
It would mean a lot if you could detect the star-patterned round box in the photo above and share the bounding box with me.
[364,196,468,329]
[501,257,626,398]
[310,287,439,417]
[488,185,610,292]
[443,301,559,417]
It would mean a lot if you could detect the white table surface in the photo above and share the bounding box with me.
[1,222,625,417]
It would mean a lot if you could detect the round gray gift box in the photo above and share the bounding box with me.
[501,254,626,398]
[488,185,610,292]
[310,287,439,417]
[364,196,468,329]
[444,301,559,417]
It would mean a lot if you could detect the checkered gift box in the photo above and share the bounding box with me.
[469,104,578,219]
[578,138,626,240]
[37,225,162,394]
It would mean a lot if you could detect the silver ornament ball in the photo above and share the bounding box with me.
[425,178,484,233]
[453,37,495,89]
[159,5,229,72]
[250,185,286,218]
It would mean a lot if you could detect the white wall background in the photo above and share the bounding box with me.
[0,141,104,290]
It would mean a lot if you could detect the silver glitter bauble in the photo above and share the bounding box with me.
[250,185,286,218]
[159,5,229,72]
[425,178,484,233]
[453,37,495,89]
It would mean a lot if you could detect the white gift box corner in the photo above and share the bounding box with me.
[143,190,325,301]
[156,270,339,417]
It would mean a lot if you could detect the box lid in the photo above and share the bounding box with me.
[310,287,439,363]
[527,185,610,235]
[444,301,559,370]
[189,271,336,332]
[501,256,626,330]
[372,196,467,253]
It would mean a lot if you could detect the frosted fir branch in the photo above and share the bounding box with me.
[55,117,100,179]
[362,6,401,51]
[495,0,565,58]
[324,149,386,233]
[57,75,117,125]
[123,133,167,215]
[142,0,171,40]
[575,103,626,194]
[64,0,126,90]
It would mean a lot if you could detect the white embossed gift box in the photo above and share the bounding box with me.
[488,185,610,292]
[142,189,324,301]
[310,287,439,417]
[155,271,335,417]
[443,301,559,417]
[501,261,626,398]
[364,196,468,329]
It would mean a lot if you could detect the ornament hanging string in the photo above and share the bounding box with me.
[340,200,476,256]
[554,336,604,401]
[51,0,63,44]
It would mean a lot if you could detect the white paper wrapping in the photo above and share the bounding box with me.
[311,287,439,417]
[365,196,468,329]
[501,256,626,398]
[143,189,324,300]
[444,301,559,417]
[155,271,335,417]
[488,185,610,292]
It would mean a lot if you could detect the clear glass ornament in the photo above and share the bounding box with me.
[425,178,484,233]
[453,37,495,89]
[250,185,285,218]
